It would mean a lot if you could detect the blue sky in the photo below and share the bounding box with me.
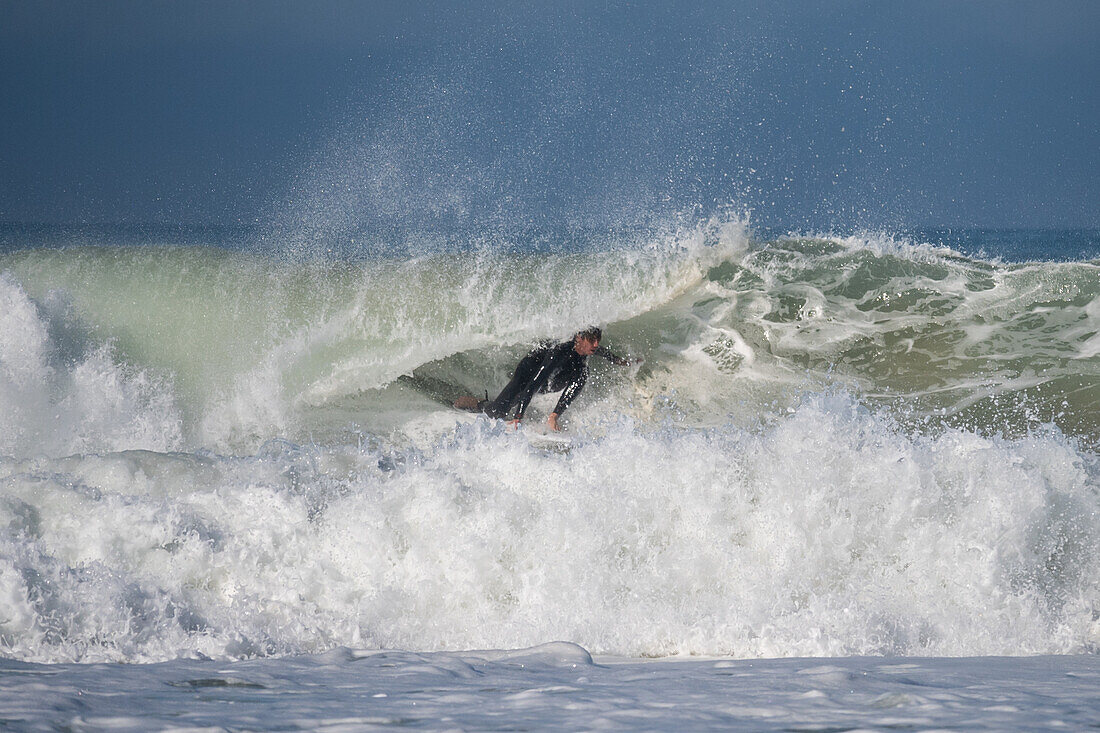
[1,1,1097,231]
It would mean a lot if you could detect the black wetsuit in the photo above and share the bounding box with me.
[482,340,620,421]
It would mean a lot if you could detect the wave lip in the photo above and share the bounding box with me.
[0,272,182,458]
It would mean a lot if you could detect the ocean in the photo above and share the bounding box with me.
[1,220,1098,729]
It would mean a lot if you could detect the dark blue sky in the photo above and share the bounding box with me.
[1,1,1097,232]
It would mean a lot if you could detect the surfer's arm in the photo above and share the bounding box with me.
[552,368,587,417]
[595,345,638,366]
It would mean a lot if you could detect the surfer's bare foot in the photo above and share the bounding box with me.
[453,396,481,410]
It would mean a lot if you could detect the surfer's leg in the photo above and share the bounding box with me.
[482,353,541,418]
[452,395,481,410]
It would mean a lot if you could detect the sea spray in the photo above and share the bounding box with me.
[0,272,182,457]
[1,394,1098,663]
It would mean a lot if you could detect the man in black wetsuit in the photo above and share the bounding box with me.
[455,327,632,431]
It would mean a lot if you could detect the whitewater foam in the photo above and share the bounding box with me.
[0,273,182,458]
[1,393,1097,664]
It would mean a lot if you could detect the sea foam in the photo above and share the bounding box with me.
[1,393,1097,664]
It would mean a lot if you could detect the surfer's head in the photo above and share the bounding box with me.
[576,326,602,343]
[573,327,601,355]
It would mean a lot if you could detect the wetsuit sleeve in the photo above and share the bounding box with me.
[552,367,587,416]
[595,345,630,366]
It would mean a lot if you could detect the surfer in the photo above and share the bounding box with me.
[454,327,634,431]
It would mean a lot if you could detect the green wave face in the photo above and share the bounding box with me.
[686,236,1099,443]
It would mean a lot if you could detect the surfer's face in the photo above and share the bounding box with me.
[575,336,599,356]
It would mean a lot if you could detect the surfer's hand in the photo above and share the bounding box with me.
[548,413,560,431]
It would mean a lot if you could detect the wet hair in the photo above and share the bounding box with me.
[575,326,602,343]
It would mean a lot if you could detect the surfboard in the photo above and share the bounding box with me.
[522,424,574,452]
[400,371,572,450]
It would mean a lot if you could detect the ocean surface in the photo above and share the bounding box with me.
[1,220,1098,729]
